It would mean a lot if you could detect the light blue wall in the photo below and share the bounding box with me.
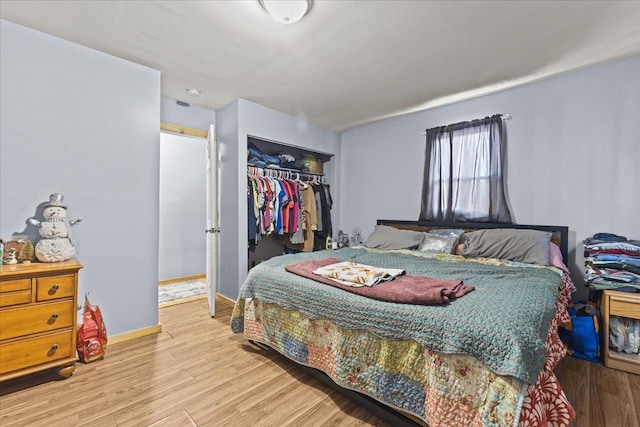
[0,20,161,335]
[340,55,640,301]
[158,132,207,281]
[160,96,214,131]
[215,100,240,300]
[217,99,341,300]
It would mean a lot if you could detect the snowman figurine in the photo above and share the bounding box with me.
[30,193,82,262]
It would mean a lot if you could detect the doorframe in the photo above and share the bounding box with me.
[205,124,219,317]
[158,127,211,312]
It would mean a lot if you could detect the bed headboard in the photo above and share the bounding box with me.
[377,220,569,263]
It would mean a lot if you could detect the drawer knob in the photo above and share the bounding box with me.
[51,284,60,291]
[51,313,59,319]
[51,344,59,350]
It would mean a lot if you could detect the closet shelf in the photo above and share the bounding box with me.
[248,136,333,164]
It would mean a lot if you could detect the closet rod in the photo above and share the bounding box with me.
[247,165,326,183]
[247,164,324,176]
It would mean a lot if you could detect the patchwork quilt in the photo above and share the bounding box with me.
[231,248,576,426]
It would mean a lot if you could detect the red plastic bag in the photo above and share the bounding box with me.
[76,295,108,363]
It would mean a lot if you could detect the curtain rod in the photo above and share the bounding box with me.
[422,114,511,137]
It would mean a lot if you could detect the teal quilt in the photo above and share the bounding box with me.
[231,247,562,384]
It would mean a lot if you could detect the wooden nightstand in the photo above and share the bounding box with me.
[0,259,82,381]
[600,290,640,375]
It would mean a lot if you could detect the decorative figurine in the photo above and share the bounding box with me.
[18,240,35,264]
[4,247,18,264]
[338,230,350,248]
[29,193,82,262]
[350,227,363,247]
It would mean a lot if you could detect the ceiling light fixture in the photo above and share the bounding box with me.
[186,88,201,97]
[260,0,309,25]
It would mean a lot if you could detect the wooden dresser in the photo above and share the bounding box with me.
[0,259,82,381]
[600,290,640,375]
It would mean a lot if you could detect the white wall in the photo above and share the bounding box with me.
[217,99,340,300]
[158,132,206,281]
[340,55,640,301]
[0,20,161,336]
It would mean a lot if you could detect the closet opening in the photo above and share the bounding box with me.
[247,135,334,270]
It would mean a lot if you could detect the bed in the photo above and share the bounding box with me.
[231,220,576,426]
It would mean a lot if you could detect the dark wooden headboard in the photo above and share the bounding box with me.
[377,220,569,263]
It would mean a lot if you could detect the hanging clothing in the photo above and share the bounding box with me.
[312,183,333,251]
[285,185,317,252]
[248,174,304,238]
[248,167,331,254]
[248,178,257,243]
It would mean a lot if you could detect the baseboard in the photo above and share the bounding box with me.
[215,293,236,308]
[158,274,206,286]
[108,324,162,345]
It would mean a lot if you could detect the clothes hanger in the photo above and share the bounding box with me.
[295,172,308,189]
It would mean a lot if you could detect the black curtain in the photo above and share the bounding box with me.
[419,114,512,223]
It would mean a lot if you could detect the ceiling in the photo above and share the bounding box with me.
[1,1,639,132]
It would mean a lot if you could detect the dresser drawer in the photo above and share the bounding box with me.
[0,290,31,307]
[36,274,75,301]
[0,278,31,293]
[0,300,74,340]
[0,259,81,382]
[0,330,72,375]
[609,296,640,320]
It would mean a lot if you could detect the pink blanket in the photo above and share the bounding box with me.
[285,257,474,305]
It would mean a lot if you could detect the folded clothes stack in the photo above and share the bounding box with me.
[583,232,640,292]
[609,315,640,354]
[247,142,298,169]
[247,142,282,168]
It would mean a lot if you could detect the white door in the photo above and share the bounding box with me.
[205,124,219,316]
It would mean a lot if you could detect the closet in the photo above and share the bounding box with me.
[247,136,333,269]
[215,98,340,301]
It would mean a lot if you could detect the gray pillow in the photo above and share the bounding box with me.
[364,225,425,250]
[460,229,552,265]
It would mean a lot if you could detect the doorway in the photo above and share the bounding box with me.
[158,131,207,306]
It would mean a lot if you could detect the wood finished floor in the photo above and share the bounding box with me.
[0,298,638,427]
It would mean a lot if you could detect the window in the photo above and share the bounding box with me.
[419,114,512,223]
